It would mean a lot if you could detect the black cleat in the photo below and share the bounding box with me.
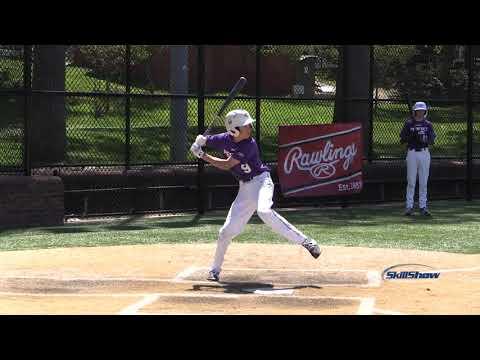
[302,238,321,259]
[419,208,431,217]
[207,270,220,282]
[404,208,414,216]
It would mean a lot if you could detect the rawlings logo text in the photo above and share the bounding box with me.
[284,141,357,179]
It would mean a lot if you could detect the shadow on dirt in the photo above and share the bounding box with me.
[189,282,323,295]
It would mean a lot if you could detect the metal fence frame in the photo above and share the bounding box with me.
[0,44,478,215]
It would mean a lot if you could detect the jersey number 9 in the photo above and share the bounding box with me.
[241,163,252,173]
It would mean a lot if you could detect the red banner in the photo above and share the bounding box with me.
[277,124,363,197]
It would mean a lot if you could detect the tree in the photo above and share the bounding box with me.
[373,45,416,93]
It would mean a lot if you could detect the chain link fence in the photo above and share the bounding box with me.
[372,45,469,159]
[0,46,24,173]
[0,44,478,215]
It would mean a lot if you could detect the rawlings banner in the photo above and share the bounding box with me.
[277,123,363,197]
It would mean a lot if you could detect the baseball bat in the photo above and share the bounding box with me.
[203,77,247,136]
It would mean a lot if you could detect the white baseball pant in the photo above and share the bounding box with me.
[211,171,308,273]
[405,148,431,209]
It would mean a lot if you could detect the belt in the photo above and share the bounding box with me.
[239,171,268,184]
[408,147,428,152]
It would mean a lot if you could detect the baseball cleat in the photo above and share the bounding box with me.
[404,208,414,216]
[419,208,431,216]
[207,270,220,282]
[302,238,321,259]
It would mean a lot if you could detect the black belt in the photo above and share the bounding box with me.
[408,147,428,152]
[238,171,269,184]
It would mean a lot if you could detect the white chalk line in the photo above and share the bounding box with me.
[432,266,480,273]
[175,266,381,288]
[136,295,374,315]
[119,292,244,315]
[356,297,376,315]
[191,266,377,273]
[0,275,175,282]
[136,312,229,315]
[174,279,378,288]
[173,266,202,282]
[373,308,407,315]
[0,290,372,315]
[252,289,294,295]
[0,292,145,297]
[118,294,161,315]
[367,271,382,287]
[0,265,477,283]
[0,276,376,289]
[1,265,476,285]
[0,291,241,299]
[0,291,367,304]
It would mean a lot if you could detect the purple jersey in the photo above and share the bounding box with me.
[400,117,436,150]
[206,132,270,182]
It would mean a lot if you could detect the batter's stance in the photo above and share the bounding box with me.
[190,109,321,281]
[400,101,436,216]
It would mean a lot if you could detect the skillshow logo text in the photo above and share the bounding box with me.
[382,264,441,280]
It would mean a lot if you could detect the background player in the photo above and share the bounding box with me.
[190,109,321,281]
[400,101,436,216]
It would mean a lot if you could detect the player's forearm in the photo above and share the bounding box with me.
[202,154,231,170]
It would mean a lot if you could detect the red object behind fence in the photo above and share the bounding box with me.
[277,124,364,197]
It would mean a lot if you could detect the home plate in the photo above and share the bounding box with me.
[252,288,294,295]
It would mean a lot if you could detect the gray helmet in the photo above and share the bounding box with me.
[412,101,428,117]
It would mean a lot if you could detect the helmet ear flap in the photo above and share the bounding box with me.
[228,128,240,137]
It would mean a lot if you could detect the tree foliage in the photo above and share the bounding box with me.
[75,45,161,83]
[374,45,467,99]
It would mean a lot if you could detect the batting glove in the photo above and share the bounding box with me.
[195,134,207,147]
[190,142,205,159]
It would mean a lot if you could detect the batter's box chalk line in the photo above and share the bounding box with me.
[173,266,203,282]
[373,308,407,315]
[116,293,376,315]
[173,266,382,288]
[356,297,376,315]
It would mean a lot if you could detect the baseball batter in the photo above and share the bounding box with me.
[400,101,436,216]
[190,109,321,281]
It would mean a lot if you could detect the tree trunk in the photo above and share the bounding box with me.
[440,46,456,98]
[169,46,189,162]
[334,45,371,157]
[31,45,66,166]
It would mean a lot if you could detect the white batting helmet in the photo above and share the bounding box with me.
[412,101,428,116]
[225,109,255,137]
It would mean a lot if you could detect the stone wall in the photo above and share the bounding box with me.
[0,176,64,229]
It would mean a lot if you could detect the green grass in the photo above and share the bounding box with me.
[1,59,480,165]
[1,200,480,254]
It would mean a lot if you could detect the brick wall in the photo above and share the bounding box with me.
[0,176,64,229]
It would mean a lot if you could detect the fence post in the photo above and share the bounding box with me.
[466,45,473,201]
[125,45,131,170]
[368,45,374,163]
[197,46,206,214]
[256,45,262,158]
[342,45,349,120]
[23,45,32,176]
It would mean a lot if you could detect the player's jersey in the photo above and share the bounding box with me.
[400,117,436,150]
[206,132,270,182]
